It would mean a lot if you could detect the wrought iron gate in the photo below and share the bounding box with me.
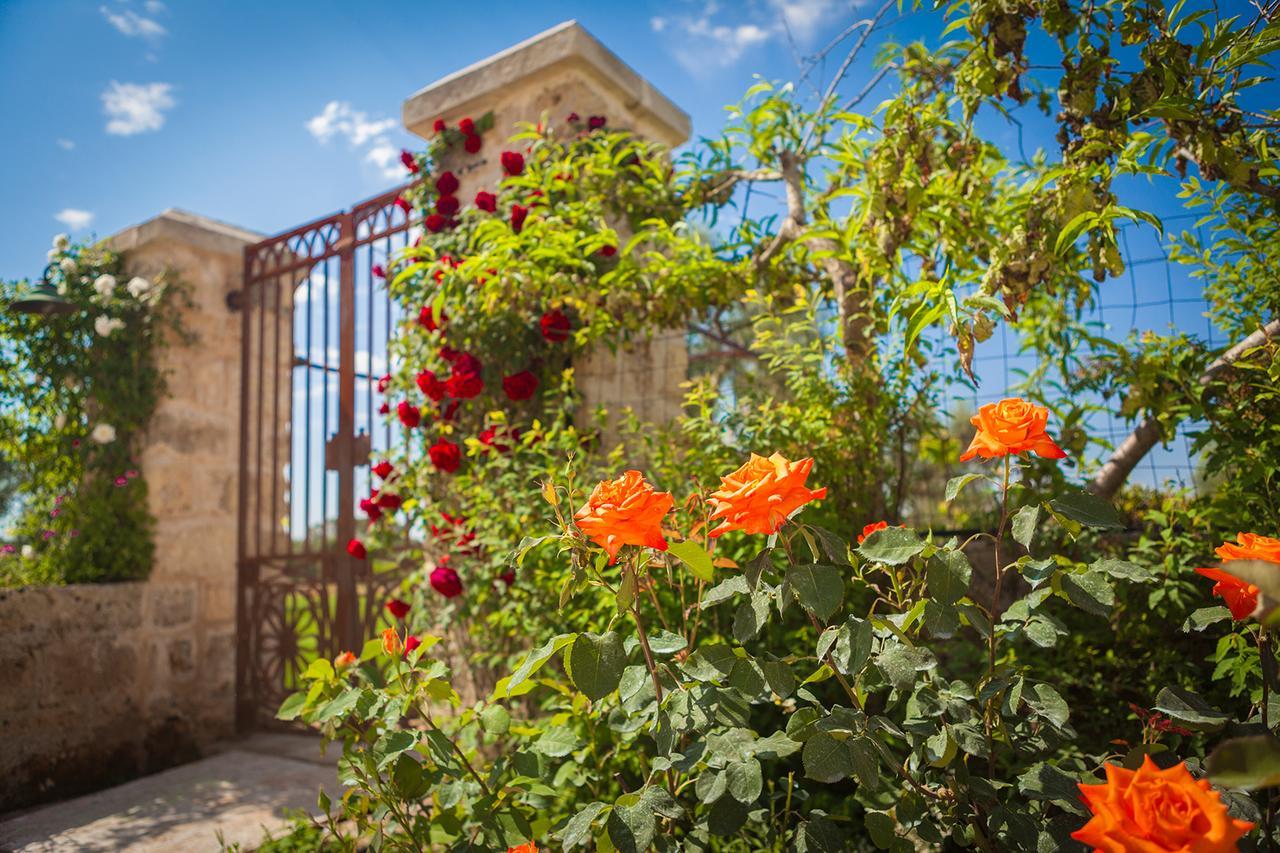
[235,184,417,729]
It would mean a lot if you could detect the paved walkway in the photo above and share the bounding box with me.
[0,734,338,852]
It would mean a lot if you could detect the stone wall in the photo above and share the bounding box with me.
[0,582,226,811]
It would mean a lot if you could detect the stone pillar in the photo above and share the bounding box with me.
[402,21,692,428]
[108,209,261,737]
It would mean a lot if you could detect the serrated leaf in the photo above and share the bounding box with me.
[927,549,972,605]
[784,564,844,623]
[945,473,985,502]
[1093,558,1154,582]
[533,725,581,757]
[1154,686,1229,732]
[1049,491,1125,529]
[701,574,749,609]
[802,731,853,783]
[1062,570,1115,616]
[566,632,626,701]
[1011,505,1040,549]
[276,692,307,721]
[669,539,715,583]
[858,527,926,565]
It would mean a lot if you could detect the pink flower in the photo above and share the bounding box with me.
[114,476,128,488]
[501,151,525,176]
[42,530,55,540]
[400,150,419,174]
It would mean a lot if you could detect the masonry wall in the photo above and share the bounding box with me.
[0,582,225,811]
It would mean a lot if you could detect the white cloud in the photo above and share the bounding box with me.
[306,101,396,147]
[99,5,166,39]
[102,81,175,135]
[56,138,75,151]
[55,209,94,231]
[651,16,667,31]
[769,0,842,40]
[365,138,405,179]
[657,0,843,71]
[144,0,167,13]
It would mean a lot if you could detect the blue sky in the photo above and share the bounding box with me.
[0,0,955,279]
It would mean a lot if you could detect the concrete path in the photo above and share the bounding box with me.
[0,734,339,852]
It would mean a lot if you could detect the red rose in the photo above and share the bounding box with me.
[394,196,411,214]
[378,401,390,415]
[446,369,483,399]
[386,597,410,619]
[439,345,462,363]
[453,353,482,376]
[346,538,367,560]
[435,194,460,217]
[588,115,606,129]
[400,150,419,174]
[417,306,446,333]
[566,112,580,123]
[417,369,447,401]
[511,204,528,234]
[432,118,446,134]
[479,426,511,453]
[502,370,539,401]
[501,151,525,176]
[464,133,481,153]
[430,564,463,598]
[397,401,421,428]
[360,496,382,521]
[435,171,459,195]
[499,569,516,587]
[475,191,497,212]
[404,634,422,655]
[371,264,385,279]
[377,374,391,393]
[377,492,402,510]
[459,117,475,135]
[429,438,461,472]
[598,244,617,257]
[425,213,446,233]
[540,309,571,342]
[372,460,393,480]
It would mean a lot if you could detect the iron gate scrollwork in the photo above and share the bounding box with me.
[236,185,418,729]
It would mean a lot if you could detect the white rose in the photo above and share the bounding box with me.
[126,276,152,299]
[59,257,76,274]
[94,275,117,298]
[47,248,59,262]
[94,315,124,336]
[56,282,68,296]
[53,233,69,250]
[21,545,34,560]
[90,423,116,444]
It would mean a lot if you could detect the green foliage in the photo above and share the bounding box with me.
[0,236,183,586]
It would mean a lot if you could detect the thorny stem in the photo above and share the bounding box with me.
[985,456,1012,780]
[629,559,665,705]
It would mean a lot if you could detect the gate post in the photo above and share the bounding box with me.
[335,212,360,654]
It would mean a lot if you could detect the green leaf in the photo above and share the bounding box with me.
[565,632,626,701]
[1049,491,1126,530]
[480,703,511,734]
[375,730,417,769]
[927,549,972,605]
[701,574,749,609]
[606,795,655,853]
[1061,570,1115,616]
[1207,736,1280,790]
[1018,762,1084,805]
[1093,558,1154,582]
[314,688,361,722]
[647,630,687,655]
[875,642,937,690]
[1182,606,1231,632]
[857,527,925,565]
[733,590,772,643]
[945,473,984,502]
[276,692,307,721]
[1154,686,1229,732]
[302,658,334,681]
[784,564,844,623]
[833,617,874,677]
[802,731,853,783]
[725,759,763,803]
[797,815,847,853]
[668,539,715,583]
[1011,505,1040,549]
[533,725,582,757]
[498,633,575,698]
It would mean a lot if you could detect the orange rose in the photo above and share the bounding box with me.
[959,397,1067,462]
[707,453,827,537]
[381,627,401,657]
[574,470,674,564]
[508,844,537,853]
[333,651,357,669]
[857,521,905,544]
[1072,757,1253,852]
[1195,532,1280,620]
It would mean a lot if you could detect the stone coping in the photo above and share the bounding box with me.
[402,20,691,148]
[109,208,262,260]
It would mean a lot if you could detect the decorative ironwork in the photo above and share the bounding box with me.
[236,184,419,729]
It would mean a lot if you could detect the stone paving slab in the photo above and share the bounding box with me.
[0,736,337,852]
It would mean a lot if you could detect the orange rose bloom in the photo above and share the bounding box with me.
[508,844,537,853]
[707,453,827,538]
[333,651,357,669]
[1072,757,1253,852]
[858,521,890,544]
[959,397,1067,462]
[574,470,674,564]
[1195,532,1280,620]
[381,627,401,657]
